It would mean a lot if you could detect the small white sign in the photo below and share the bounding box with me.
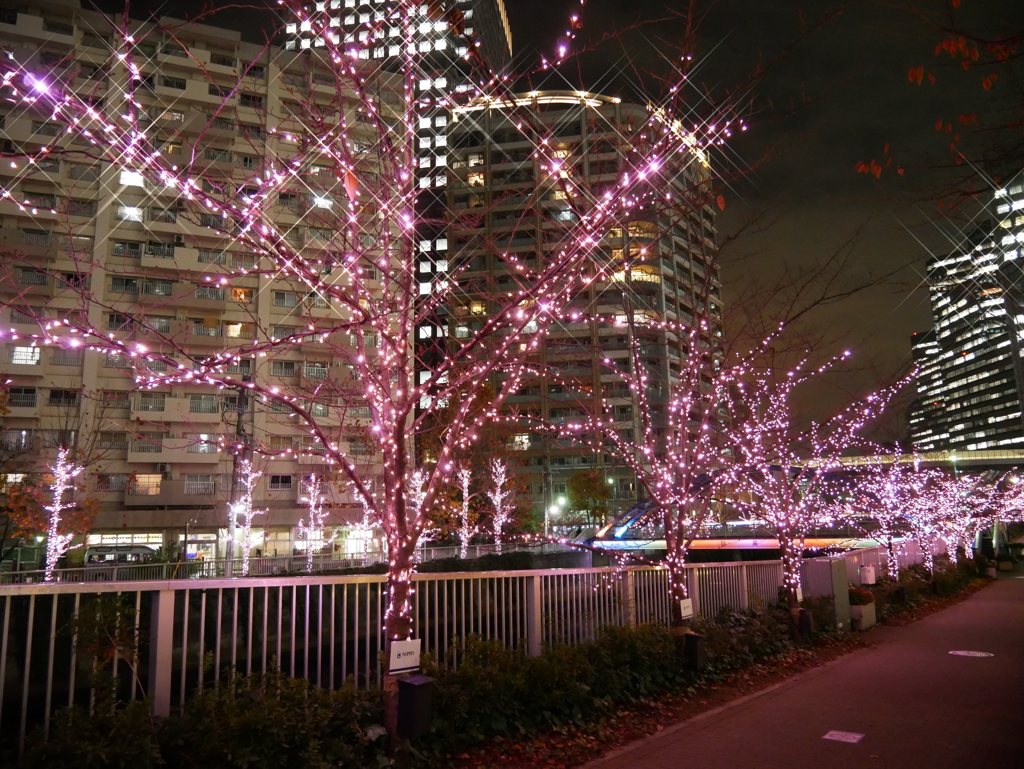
[860,565,876,585]
[389,638,421,673]
[823,730,864,744]
[678,597,694,619]
[948,650,994,658]
[795,586,803,602]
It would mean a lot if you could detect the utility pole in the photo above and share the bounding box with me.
[226,376,252,575]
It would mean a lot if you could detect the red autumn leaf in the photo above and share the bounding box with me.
[960,60,971,71]
[935,119,944,131]
[908,66,925,85]
[927,73,936,85]
[883,143,890,154]
[982,74,997,91]
[897,166,905,176]
[952,0,961,7]
[716,194,725,211]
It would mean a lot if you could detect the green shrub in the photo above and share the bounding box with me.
[693,606,793,672]
[20,669,387,769]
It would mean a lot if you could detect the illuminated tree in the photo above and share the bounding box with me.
[42,448,84,582]
[731,355,910,621]
[837,459,943,577]
[231,459,265,578]
[486,458,513,555]
[298,474,337,573]
[454,465,477,559]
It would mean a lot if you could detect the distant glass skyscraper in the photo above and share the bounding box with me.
[909,179,1024,451]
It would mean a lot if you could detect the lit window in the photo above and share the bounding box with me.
[116,205,143,222]
[10,347,41,365]
[119,170,144,187]
[312,195,333,209]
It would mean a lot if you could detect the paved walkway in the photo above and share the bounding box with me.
[586,569,1024,768]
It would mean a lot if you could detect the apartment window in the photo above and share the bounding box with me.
[303,362,329,379]
[145,241,174,258]
[67,198,96,217]
[104,353,131,368]
[306,293,329,309]
[204,147,232,162]
[208,83,231,98]
[269,435,295,450]
[101,390,131,409]
[210,116,234,130]
[51,348,84,366]
[510,434,531,451]
[106,313,134,331]
[143,279,173,296]
[9,307,42,324]
[198,250,227,264]
[48,389,79,408]
[116,205,144,222]
[240,155,257,170]
[230,287,253,303]
[129,474,162,496]
[190,319,222,337]
[137,393,166,412]
[9,347,41,365]
[186,436,218,454]
[310,402,329,418]
[185,474,215,494]
[24,192,56,208]
[112,240,142,257]
[95,473,129,491]
[0,431,32,451]
[110,276,139,293]
[245,64,265,79]
[224,322,255,339]
[223,394,248,413]
[272,325,297,339]
[239,93,264,109]
[189,394,220,413]
[68,164,99,181]
[146,316,172,333]
[133,433,164,453]
[161,76,186,89]
[226,358,253,374]
[119,170,144,187]
[268,474,292,491]
[271,360,296,376]
[98,432,128,449]
[57,273,87,290]
[307,226,331,242]
[195,286,224,301]
[17,268,48,285]
[273,291,298,307]
[7,387,36,408]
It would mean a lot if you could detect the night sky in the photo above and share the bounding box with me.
[95,0,1023,432]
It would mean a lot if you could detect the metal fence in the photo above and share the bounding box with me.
[0,542,576,585]
[832,539,948,585]
[0,560,782,753]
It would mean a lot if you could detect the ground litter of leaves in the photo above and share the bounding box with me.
[440,579,992,769]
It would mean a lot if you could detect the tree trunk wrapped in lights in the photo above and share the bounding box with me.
[0,0,745,742]
[42,448,84,583]
[232,459,266,578]
[486,458,513,555]
[455,466,476,559]
[298,474,337,573]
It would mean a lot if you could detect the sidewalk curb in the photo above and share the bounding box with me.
[582,646,873,768]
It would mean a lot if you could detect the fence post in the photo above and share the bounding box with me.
[688,567,701,619]
[149,590,175,718]
[624,570,637,626]
[526,575,543,656]
[739,565,749,610]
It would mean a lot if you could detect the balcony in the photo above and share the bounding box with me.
[130,396,224,424]
[123,479,221,508]
[127,437,223,464]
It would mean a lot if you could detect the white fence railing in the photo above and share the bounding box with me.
[0,560,782,753]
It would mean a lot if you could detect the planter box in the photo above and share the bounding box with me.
[986,567,998,579]
[997,561,1014,572]
[850,602,876,632]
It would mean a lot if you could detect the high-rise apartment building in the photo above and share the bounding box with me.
[446,92,721,522]
[909,181,1024,452]
[0,0,391,561]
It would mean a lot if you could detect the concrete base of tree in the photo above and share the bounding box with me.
[998,561,1013,572]
[986,567,998,578]
[851,602,876,631]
